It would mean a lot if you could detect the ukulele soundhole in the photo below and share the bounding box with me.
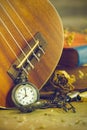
[8,32,47,80]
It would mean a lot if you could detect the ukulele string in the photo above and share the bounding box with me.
[0,4,34,69]
[7,0,45,55]
[6,0,37,43]
[0,18,23,54]
[0,32,28,75]
[0,32,20,63]
[0,18,32,74]
[0,2,40,62]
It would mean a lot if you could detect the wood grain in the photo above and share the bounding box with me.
[0,0,63,106]
[0,102,87,130]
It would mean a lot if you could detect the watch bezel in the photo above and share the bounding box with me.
[11,82,40,108]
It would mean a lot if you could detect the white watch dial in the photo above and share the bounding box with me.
[12,83,39,106]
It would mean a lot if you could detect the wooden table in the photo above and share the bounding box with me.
[0,102,87,130]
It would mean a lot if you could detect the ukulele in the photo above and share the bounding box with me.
[0,0,64,107]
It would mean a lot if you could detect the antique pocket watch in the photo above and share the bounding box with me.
[11,72,40,112]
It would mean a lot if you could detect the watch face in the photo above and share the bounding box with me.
[12,82,39,107]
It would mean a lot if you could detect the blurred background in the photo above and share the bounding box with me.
[50,0,87,31]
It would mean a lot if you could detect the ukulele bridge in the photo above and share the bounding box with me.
[8,32,47,80]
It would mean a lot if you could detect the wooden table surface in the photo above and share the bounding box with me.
[0,102,87,130]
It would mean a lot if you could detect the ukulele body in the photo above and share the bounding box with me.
[0,0,63,106]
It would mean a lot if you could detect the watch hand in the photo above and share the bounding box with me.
[23,87,27,97]
[25,88,28,97]
[21,88,27,99]
[22,96,26,99]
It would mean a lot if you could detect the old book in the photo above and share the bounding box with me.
[59,31,87,67]
[59,45,87,67]
[64,30,87,48]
